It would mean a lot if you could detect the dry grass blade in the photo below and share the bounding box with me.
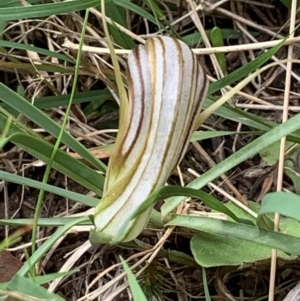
[269,0,298,300]
[63,36,300,55]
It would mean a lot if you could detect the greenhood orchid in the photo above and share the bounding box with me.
[90,36,208,244]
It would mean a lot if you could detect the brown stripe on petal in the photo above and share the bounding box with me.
[175,58,208,165]
[158,37,176,160]
[193,61,208,130]
[158,37,185,175]
[121,46,145,158]
[163,41,195,184]
[188,56,206,125]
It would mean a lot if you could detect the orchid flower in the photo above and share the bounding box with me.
[90,36,208,244]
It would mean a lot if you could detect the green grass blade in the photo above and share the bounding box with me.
[112,0,165,27]
[208,38,285,94]
[29,9,89,257]
[0,0,166,27]
[0,0,99,20]
[202,267,211,301]
[0,83,106,172]
[202,96,273,130]
[0,113,104,195]
[104,1,135,49]
[132,186,240,222]
[0,89,111,111]
[11,134,103,195]
[120,257,148,301]
[34,270,79,285]
[203,97,300,144]
[0,217,92,227]
[210,27,227,74]
[182,29,259,47]
[0,170,99,207]
[191,130,262,141]
[16,217,89,276]
[0,0,41,6]
[0,40,74,63]
[161,110,300,218]
[7,274,64,301]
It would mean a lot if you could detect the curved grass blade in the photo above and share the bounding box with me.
[0,170,99,207]
[0,113,104,195]
[120,257,148,301]
[0,40,74,63]
[208,37,286,94]
[15,217,89,276]
[0,83,106,172]
[0,0,99,21]
[0,0,166,27]
[130,186,240,222]
[161,112,300,218]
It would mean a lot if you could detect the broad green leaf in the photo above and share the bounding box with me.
[166,249,196,267]
[120,257,148,301]
[260,192,300,222]
[192,201,300,267]
[166,214,300,255]
[161,109,300,218]
[0,83,106,172]
[191,231,296,268]
[0,170,99,207]
[0,137,10,148]
[260,141,294,164]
